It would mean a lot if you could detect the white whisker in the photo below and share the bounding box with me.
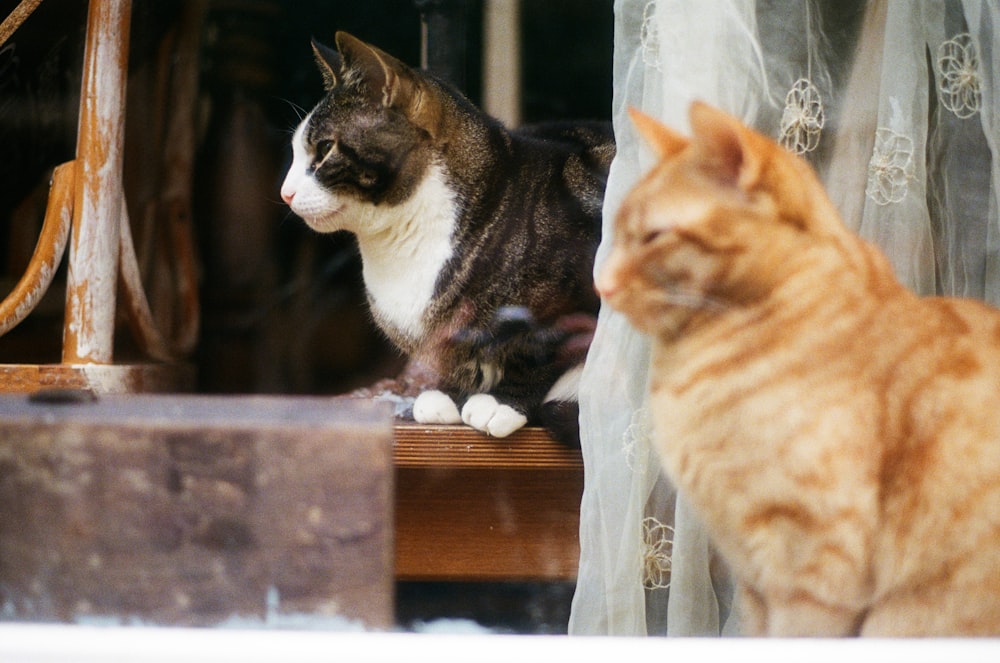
[277,96,307,121]
[661,288,729,312]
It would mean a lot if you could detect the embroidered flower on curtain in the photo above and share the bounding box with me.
[622,406,652,471]
[641,516,674,590]
[936,33,982,119]
[778,78,825,154]
[865,128,915,205]
[640,1,661,71]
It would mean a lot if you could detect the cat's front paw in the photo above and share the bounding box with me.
[461,394,528,438]
[412,390,462,424]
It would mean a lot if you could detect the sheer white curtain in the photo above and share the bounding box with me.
[570,0,1000,636]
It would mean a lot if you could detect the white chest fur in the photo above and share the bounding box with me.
[356,163,457,342]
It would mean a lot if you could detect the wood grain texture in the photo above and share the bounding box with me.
[393,424,583,582]
[0,394,394,628]
[393,423,583,469]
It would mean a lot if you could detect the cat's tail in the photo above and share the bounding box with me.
[539,364,584,448]
[536,312,594,448]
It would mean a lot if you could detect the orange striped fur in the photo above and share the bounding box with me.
[597,102,1000,636]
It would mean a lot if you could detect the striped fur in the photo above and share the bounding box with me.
[597,103,1000,636]
[282,33,611,443]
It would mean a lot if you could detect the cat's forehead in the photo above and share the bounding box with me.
[621,167,714,232]
[306,93,382,138]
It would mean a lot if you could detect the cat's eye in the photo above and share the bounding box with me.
[640,230,661,245]
[315,139,335,159]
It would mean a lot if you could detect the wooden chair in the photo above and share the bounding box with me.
[0,0,201,393]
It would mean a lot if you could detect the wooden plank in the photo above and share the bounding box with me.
[393,424,583,469]
[393,425,583,582]
[0,363,195,394]
[0,394,394,628]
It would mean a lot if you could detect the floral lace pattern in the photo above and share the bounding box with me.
[936,33,982,119]
[622,406,652,471]
[778,78,825,154]
[640,1,661,71]
[866,128,915,205]
[641,516,674,590]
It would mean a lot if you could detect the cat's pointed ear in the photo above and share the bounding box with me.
[335,31,442,139]
[629,107,688,158]
[335,32,417,108]
[688,101,763,191]
[336,32,400,104]
[311,38,342,91]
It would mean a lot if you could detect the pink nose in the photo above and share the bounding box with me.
[280,184,295,205]
[594,271,618,300]
[594,280,613,300]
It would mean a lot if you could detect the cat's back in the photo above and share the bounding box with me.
[864,294,1000,636]
[513,121,616,170]
[468,122,612,243]
[892,295,1000,429]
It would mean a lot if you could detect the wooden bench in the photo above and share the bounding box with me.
[394,424,584,582]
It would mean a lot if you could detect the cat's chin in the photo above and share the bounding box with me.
[300,208,345,234]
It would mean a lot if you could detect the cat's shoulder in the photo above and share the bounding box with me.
[514,121,615,169]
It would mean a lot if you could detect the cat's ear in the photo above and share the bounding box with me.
[335,32,400,104]
[628,107,688,158]
[688,101,763,191]
[335,32,442,138]
[311,38,342,91]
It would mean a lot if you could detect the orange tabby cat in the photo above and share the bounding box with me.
[596,102,1000,636]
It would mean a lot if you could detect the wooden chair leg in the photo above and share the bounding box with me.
[62,0,132,365]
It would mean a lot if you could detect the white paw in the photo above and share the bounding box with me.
[412,390,462,424]
[461,394,528,438]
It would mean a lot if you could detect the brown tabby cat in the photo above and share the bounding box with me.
[282,32,611,445]
[596,102,1000,636]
